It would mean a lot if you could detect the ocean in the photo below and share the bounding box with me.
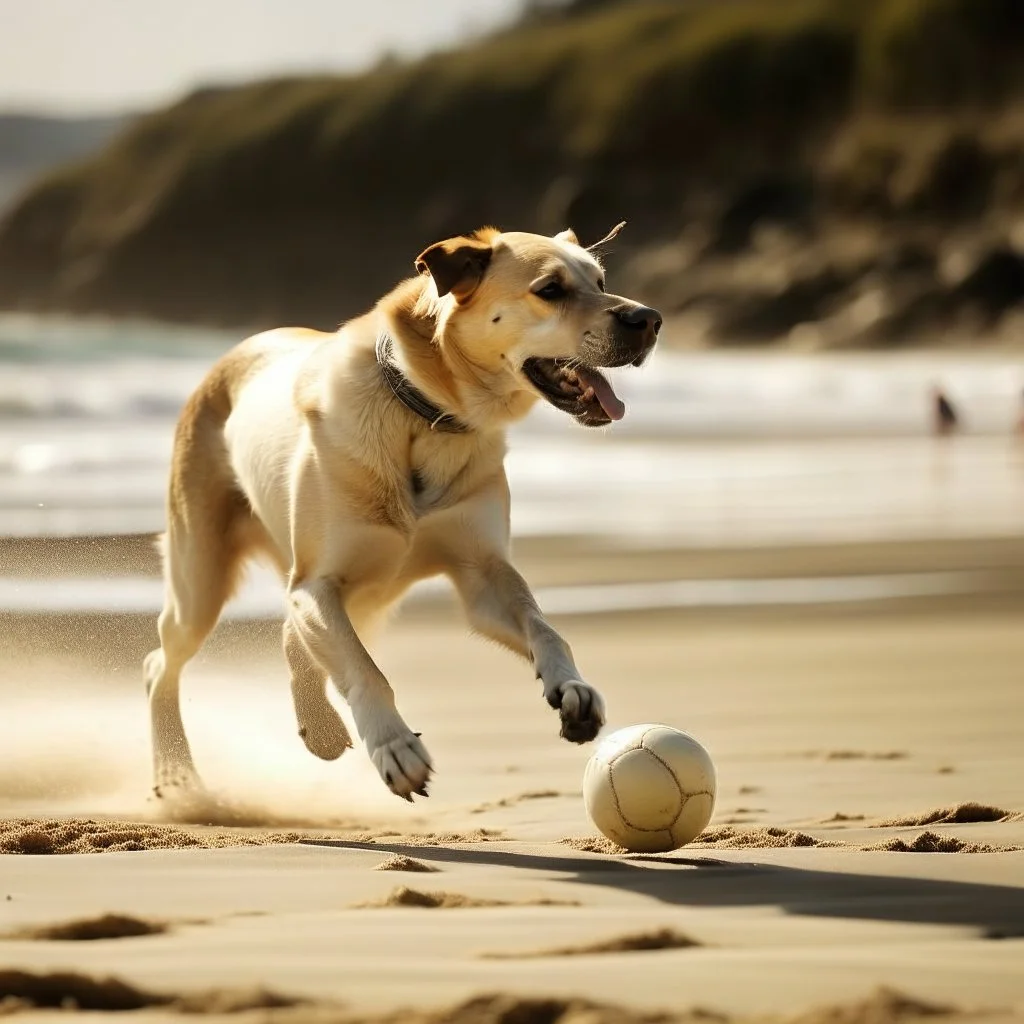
[2,313,1023,549]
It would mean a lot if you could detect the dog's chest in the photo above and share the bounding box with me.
[408,464,460,519]
[402,433,500,521]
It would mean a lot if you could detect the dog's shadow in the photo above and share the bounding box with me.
[301,838,1024,937]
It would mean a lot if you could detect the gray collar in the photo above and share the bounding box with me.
[375,331,470,434]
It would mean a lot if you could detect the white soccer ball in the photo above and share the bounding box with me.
[583,724,717,852]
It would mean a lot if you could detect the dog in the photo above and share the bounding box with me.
[144,224,662,801]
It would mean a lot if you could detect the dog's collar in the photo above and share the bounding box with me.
[375,331,471,434]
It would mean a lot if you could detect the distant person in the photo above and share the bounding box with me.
[931,386,958,437]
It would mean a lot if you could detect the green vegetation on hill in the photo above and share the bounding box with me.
[0,0,1023,343]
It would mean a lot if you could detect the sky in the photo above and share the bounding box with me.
[0,0,520,115]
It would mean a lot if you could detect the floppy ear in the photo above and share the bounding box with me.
[414,236,493,301]
[555,228,580,245]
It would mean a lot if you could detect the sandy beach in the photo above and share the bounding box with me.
[1,335,1023,1021]
[4,0,1024,1013]
[2,528,1024,1023]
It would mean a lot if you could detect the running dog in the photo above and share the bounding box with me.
[145,224,661,801]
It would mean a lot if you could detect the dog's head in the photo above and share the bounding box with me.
[413,226,661,427]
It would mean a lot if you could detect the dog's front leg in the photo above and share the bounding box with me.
[450,556,606,743]
[287,576,432,800]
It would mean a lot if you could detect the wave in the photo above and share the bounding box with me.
[2,313,1023,432]
[2,315,1024,542]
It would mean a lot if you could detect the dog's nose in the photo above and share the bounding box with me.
[612,304,663,336]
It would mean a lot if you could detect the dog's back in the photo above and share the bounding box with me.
[161,329,328,590]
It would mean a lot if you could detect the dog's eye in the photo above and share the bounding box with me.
[535,281,567,301]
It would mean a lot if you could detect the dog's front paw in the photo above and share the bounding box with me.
[546,680,606,744]
[369,729,433,801]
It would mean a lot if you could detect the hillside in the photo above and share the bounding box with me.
[0,113,126,212]
[1,0,1023,346]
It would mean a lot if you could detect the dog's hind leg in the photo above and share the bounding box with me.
[145,390,251,797]
[145,534,236,796]
[284,618,352,761]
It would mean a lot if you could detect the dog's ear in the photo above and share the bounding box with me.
[587,220,626,251]
[555,228,580,245]
[415,236,493,302]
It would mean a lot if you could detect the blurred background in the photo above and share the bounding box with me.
[0,0,1023,823]
[2,0,1024,578]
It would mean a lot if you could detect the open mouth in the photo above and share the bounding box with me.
[521,358,626,427]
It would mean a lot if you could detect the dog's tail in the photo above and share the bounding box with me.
[153,532,168,570]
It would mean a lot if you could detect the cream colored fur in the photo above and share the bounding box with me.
[145,227,659,801]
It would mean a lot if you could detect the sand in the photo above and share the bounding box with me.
[0,969,305,1013]
[10,914,169,941]
[481,927,701,959]
[355,886,577,910]
[1,536,1023,1021]
[860,833,1017,855]
[0,818,311,854]
[874,806,1021,827]
[373,855,439,873]
[0,979,969,1023]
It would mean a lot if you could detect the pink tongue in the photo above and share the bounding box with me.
[575,366,625,421]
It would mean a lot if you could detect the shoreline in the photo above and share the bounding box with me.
[3,531,1024,581]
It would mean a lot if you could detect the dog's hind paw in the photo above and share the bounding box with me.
[547,680,606,744]
[151,765,203,800]
[298,706,353,761]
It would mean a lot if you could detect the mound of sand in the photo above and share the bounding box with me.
[692,827,845,849]
[0,980,978,1023]
[383,829,503,846]
[874,804,1019,827]
[559,836,627,854]
[560,827,844,853]
[0,969,301,1013]
[363,993,674,1023]
[0,969,165,1011]
[784,987,954,1024]
[862,831,1016,853]
[0,817,306,854]
[358,887,509,909]
[483,928,700,960]
[13,914,168,941]
[374,855,439,873]
[339,986,966,1023]
[357,887,576,910]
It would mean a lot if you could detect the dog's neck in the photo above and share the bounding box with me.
[377,277,535,433]
[375,331,469,434]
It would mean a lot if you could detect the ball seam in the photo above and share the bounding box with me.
[610,749,686,833]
